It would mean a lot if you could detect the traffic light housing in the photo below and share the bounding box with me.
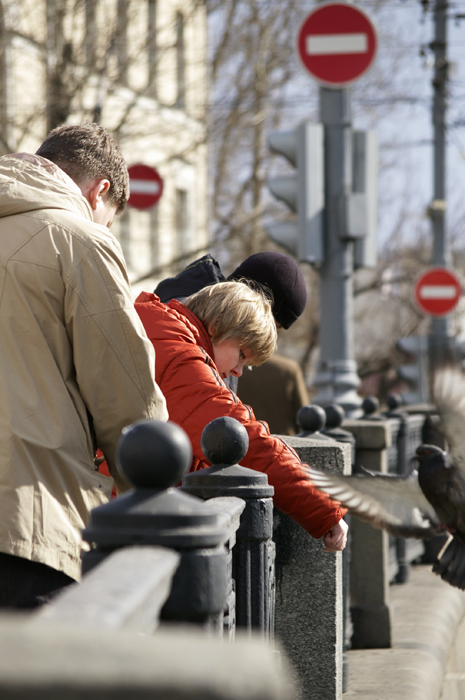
[353,130,378,269]
[396,335,430,404]
[266,122,324,264]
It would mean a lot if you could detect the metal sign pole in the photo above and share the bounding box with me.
[311,87,362,416]
[429,0,452,369]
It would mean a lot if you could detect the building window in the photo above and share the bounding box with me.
[175,11,185,107]
[85,0,97,66]
[0,2,8,152]
[147,0,157,97]
[119,209,131,267]
[150,207,159,268]
[115,0,129,84]
[45,0,74,132]
[175,188,189,251]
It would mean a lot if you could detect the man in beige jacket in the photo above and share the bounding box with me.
[0,123,167,608]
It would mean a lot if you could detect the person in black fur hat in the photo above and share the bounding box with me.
[153,251,308,393]
[154,251,307,330]
[228,252,307,330]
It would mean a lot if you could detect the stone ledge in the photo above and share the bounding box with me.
[342,420,392,450]
[346,565,465,700]
[0,617,295,699]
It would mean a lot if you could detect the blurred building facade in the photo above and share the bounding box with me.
[0,0,208,297]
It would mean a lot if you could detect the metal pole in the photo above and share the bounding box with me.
[430,0,451,367]
[312,87,362,416]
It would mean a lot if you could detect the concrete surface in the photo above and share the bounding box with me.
[344,419,393,649]
[274,437,351,700]
[440,602,465,700]
[346,564,465,699]
[0,616,295,699]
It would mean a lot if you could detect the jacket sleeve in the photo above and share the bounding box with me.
[64,233,168,481]
[160,346,344,540]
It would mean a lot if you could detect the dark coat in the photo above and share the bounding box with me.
[237,354,309,436]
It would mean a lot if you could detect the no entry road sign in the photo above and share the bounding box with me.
[128,164,163,210]
[414,267,462,317]
[296,2,378,88]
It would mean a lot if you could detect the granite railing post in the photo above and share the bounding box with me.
[402,403,449,563]
[384,415,402,582]
[322,404,356,465]
[296,404,336,442]
[383,394,425,583]
[360,396,382,420]
[272,429,351,700]
[342,418,393,648]
[360,397,400,583]
[81,419,245,636]
[322,403,356,694]
[181,416,275,639]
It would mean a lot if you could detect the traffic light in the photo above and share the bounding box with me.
[396,335,430,404]
[353,130,378,269]
[266,121,324,264]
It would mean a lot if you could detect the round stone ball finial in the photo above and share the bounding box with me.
[386,393,403,411]
[297,404,326,433]
[116,419,192,489]
[324,403,346,429]
[362,396,379,416]
[201,416,249,467]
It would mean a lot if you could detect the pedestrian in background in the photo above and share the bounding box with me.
[237,354,309,436]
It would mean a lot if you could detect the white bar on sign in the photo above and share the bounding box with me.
[129,179,160,194]
[419,285,457,299]
[306,33,368,56]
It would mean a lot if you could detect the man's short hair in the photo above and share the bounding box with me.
[183,281,277,365]
[36,123,129,214]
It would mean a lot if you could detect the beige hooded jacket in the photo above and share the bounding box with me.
[0,154,167,581]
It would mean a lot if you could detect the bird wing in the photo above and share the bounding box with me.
[433,367,465,479]
[305,465,439,538]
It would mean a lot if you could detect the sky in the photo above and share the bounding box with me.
[270,0,465,252]
[366,0,465,250]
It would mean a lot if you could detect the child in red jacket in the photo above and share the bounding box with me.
[133,281,347,552]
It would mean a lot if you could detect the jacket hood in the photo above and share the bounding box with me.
[0,153,92,221]
[135,292,215,360]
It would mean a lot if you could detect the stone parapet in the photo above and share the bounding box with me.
[348,565,465,700]
[343,418,393,648]
[0,616,295,700]
[273,436,351,700]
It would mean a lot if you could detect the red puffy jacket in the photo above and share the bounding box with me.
[134,292,345,540]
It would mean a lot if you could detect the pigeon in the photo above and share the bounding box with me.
[304,366,465,590]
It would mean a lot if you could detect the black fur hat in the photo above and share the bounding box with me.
[229,252,307,329]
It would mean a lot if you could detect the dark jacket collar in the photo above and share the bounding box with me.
[154,255,226,303]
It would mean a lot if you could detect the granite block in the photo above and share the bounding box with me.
[273,437,351,700]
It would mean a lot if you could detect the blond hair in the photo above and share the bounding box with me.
[184,281,277,365]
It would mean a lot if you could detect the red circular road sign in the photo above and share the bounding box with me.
[127,164,163,210]
[414,267,462,317]
[296,2,378,88]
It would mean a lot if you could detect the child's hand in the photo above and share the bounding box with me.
[323,519,348,552]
